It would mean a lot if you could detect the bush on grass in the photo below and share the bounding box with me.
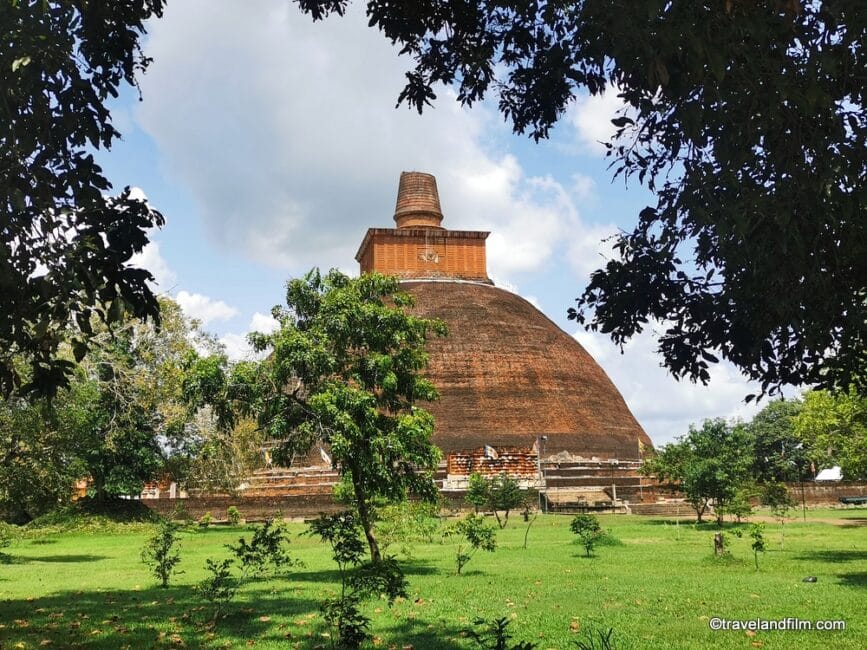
[141,520,183,587]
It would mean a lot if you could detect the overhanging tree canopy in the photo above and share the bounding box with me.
[1,0,167,398]
[295,0,866,396]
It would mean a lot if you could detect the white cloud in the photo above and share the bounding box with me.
[249,311,279,334]
[573,327,762,446]
[220,312,281,361]
[218,332,252,362]
[129,240,177,290]
[176,290,239,325]
[567,90,628,154]
[136,0,607,288]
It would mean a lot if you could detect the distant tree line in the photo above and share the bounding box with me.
[641,391,867,524]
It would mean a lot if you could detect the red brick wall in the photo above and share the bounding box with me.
[142,495,343,522]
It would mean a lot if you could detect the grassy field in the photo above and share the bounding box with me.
[1,508,864,649]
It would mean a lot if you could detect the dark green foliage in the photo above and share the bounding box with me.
[465,473,534,528]
[226,519,298,578]
[226,506,241,526]
[449,513,498,574]
[195,558,237,622]
[1,0,167,399]
[642,419,753,525]
[198,512,213,528]
[0,397,80,521]
[306,512,407,649]
[296,0,866,397]
[184,269,446,562]
[717,485,757,523]
[570,514,603,557]
[746,399,808,483]
[466,473,489,513]
[487,474,531,529]
[140,521,182,588]
[0,522,15,563]
[468,617,538,650]
[750,524,766,571]
[195,521,300,623]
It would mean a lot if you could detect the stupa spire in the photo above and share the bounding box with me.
[393,171,444,229]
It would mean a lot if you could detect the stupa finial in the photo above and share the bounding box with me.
[393,171,444,229]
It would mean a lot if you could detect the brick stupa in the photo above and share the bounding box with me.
[356,172,653,482]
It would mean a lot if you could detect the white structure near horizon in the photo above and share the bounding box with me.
[814,466,843,482]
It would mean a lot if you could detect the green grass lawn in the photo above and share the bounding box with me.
[1,511,864,649]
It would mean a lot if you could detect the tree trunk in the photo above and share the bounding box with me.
[93,475,106,503]
[714,532,725,556]
[351,472,381,563]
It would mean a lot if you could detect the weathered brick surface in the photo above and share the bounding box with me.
[401,280,652,460]
[142,495,343,522]
[356,228,490,282]
[393,171,444,229]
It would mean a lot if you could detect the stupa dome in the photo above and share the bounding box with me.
[404,281,651,460]
[356,172,652,464]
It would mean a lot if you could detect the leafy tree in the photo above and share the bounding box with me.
[794,387,867,480]
[745,398,808,484]
[761,481,794,548]
[185,269,446,562]
[642,419,753,524]
[54,298,210,501]
[466,472,489,514]
[570,514,603,557]
[0,396,80,522]
[1,297,210,507]
[449,513,498,575]
[226,519,298,578]
[141,520,183,588]
[184,412,266,495]
[1,0,167,399]
[295,0,866,397]
[465,473,532,528]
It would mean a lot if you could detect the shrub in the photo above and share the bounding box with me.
[576,626,618,650]
[196,558,237,622]
[0,522,15,563]
[307,511,407,649]
[226,519,298,578]
[750,523,766,571]
[465,473,534,528]
[226,506,242,526]
[447,513,497,574]
[468,617,537,649]
[140,520,183,587]
[198,511,213,528]
[374,500,441,557]
[570,514,603,557]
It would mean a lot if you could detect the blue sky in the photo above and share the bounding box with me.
[97,0,770,445]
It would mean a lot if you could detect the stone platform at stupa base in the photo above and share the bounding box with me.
[138,455,660,521]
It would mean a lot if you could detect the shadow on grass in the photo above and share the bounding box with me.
[0,583,323,650]
[840,519,867,527]
[383,617,469,649]
[291,559,438,584]
[22,554,110,563]
[794,550,867,563]
[837,572,867,588]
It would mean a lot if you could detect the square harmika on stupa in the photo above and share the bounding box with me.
[354,172,653,489]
